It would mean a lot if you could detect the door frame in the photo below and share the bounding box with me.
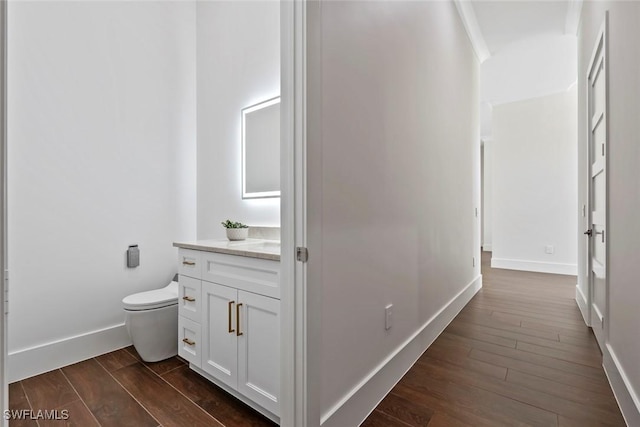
[281,1,317,426]
[1,0,7,419]
[584,12,609,349]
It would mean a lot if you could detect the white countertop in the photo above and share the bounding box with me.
[173,238,281,261]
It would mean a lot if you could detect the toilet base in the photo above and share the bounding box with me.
[124,304,178,362]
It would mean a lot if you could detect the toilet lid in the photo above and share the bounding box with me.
[123,281,179,311]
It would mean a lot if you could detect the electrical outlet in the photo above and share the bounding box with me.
[385,304,393,330]
[545,245,555,254]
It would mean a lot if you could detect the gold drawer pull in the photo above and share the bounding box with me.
[182,338,195,346]
[236,303,243,337]
[228,301,235,333]
[182,296,196,302]
[182,260,196,266]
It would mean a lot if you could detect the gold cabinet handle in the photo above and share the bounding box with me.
[182,296,195,302]
[182,260,196,266]
[228,301,235,333]
[182,338,195,346]
[236,303,243,336]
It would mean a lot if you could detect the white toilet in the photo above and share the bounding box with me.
[123,281,179,362]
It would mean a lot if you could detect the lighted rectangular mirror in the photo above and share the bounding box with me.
[242,97,280,199]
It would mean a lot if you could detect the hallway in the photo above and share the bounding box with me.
[364,252,626,426]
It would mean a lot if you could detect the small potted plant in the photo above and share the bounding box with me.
[221,220,249,241]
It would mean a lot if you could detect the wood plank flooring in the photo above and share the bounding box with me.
[8,346,276,427]
[363,251,626,427]
[10,252,626,426]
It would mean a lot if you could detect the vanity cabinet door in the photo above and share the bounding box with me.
[237,290,280,416]
[201,281,238,390]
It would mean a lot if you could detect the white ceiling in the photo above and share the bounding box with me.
[456,0,582,62]
[472,1,571,54]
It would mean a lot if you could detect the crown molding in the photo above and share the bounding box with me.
[453,0,491,63]
[565,0,583,35]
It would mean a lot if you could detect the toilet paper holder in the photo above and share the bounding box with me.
[127,245,140,268]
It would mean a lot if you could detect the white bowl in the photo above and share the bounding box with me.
[226,228,249,241]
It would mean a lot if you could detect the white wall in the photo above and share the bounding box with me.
[480,34,577,262]
[492,89,577,275]
[8,1,197,381]
[578,2,640,424]
[196,1,280,240]
[482,138,493,251]
[307,2,481,425]
[480,101,493,139]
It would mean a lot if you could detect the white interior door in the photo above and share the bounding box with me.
[586,15,608,352]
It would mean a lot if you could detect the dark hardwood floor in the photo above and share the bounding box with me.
[10,252,626,426]
[9,346,276,427]
[363,251,626,427]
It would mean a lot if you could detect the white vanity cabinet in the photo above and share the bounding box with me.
[175,243,280,420]
[201,282,280,415]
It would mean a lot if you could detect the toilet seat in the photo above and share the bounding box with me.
[123,281,179,311]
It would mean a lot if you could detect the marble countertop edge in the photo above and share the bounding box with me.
[173,239,281,261]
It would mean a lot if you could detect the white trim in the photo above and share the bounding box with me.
[592,303,604,325]
[8,324,131,382]
[282,1,314,426]
[453,0,490,63]
[303,0,322,426]
[565,0,584,35]
[604,344,640,427]
[320,275,482,427]
[280,0,302,426]
[482,244,492,252]
[0,0,6,420]
[575,284,590,326]
[491,257,577,276]
[490,87,578,107]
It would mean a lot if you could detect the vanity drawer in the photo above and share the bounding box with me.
[178,316,201,367]
[201,251,280,299]
[178,249,202,279]
[178,275,201,322]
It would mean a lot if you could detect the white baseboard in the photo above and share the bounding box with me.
[482,244,492,252]
[575,284,590,326]
[604,344,640,427]
[491,257,577,276]
[320,275,483,427]
[8,323,132,382]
